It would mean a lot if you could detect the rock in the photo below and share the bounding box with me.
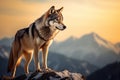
[14,70,85,80]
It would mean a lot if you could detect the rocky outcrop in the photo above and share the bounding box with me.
[14,70,85,80]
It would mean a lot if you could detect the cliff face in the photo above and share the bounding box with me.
[14,70,85,80]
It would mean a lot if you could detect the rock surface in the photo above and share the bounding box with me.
[14,70,85,80]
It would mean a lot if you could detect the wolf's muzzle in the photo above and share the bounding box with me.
[56,25,66,30]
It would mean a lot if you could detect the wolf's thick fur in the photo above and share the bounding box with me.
[6,6,66,78]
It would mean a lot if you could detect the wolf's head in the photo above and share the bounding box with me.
[45,6,66,31]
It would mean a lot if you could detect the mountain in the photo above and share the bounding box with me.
[0,46,9,58]
[0,47,9,76]
[87,62,120,80]
[0,37,13,47]
[0,45,98,77]
[50,32,120,67]
[115,42,120,52]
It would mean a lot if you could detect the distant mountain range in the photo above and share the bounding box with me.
[87,62,120,80]
[50,32,120,67]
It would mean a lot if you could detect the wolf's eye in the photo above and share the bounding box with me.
[54,19,58,23]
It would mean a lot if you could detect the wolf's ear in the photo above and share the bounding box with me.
[57,7,64,13]
[48,6,55,14]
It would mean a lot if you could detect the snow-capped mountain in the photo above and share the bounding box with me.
[93,33,119,54]
[50,32,120,67]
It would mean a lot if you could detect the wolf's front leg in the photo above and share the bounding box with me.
[33,47,41,72]
[42,46,49,71]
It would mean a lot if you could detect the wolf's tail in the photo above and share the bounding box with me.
[7,38,21,73]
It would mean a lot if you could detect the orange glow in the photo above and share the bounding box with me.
[0,0,120,43]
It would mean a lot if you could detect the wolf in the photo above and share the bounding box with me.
[6,6,66,78]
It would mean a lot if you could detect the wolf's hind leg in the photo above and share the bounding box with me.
[11,54,22,78]
[24,52,33,74]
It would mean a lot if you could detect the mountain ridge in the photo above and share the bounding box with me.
[50,32,120,67]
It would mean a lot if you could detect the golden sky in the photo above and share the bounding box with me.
[0,0,120,43]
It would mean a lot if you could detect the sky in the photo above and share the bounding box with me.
[0,0,120,43]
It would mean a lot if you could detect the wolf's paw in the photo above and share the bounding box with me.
[43,68,55,73]
[1,75,14,80]
[35,68,42,73]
